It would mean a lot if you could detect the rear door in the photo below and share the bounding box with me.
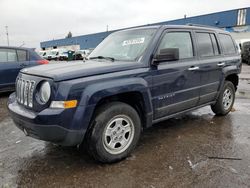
[194,31,224,105]
[150,29,201,120]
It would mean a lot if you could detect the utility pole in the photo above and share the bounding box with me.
[5,26,9,46]
[106,25,109,32]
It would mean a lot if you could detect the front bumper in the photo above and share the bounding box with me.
[8,93,84,146]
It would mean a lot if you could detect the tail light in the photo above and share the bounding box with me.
[37,59,49,65]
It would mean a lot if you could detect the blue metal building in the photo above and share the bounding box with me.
[40,7,250,50]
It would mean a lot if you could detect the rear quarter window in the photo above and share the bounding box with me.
[17,50,28,61]
[218,34,236,55]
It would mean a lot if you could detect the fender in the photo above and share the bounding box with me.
[77,77,154,131]
[222,64,240,77]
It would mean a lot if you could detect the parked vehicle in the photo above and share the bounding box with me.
[0,46,48,93]
[241,41,250,65]
[38,50,47,59]
[44,49,68,61]
[8,25,241,163]
[73,50,90,60]
[58,51,69,61]
[44,49,57,60]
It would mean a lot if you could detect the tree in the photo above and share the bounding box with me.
[66,31,72,38]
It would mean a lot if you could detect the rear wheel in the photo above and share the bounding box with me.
[84,102,141,163]
[247,59,250,65]
[211,81,235,116]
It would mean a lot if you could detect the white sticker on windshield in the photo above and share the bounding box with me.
[122,38,145,46]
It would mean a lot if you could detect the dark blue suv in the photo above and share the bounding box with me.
[8,25,241,163]
[0,46,48,93]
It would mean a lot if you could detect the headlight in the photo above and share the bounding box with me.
[38,81,51,104]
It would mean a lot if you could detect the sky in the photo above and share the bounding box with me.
[0,0,249,49]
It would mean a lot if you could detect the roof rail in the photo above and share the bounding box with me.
[186,23,221,29]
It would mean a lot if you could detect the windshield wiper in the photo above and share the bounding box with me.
[89,56,115,62]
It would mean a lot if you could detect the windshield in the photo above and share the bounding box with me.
[88,28,156,62]
[47,51,57,55]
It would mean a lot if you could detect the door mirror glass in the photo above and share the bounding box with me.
[154,48,179,63]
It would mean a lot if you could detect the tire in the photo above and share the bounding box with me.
[211,81,235,116]
[84,102,141,163]
[247,59,250,65]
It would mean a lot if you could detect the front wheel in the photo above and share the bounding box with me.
[211,81,235,116]
[84,102,141,163]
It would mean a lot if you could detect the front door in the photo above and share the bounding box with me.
[0,48,19,91]
[150,30,201,120]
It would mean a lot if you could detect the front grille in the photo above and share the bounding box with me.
[16,78,36,107]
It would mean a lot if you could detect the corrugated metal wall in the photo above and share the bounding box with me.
[41,7,250,50]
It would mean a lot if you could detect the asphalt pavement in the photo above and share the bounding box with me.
[0,63,250,188]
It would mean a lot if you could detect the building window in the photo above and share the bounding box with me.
[237,8,247,26]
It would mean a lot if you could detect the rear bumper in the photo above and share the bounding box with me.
[8,93,84,146]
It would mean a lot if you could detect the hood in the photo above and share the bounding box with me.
[21,60,142,81]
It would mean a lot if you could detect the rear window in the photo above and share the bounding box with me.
[218,34,236,55]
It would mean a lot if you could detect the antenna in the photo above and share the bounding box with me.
[19,41,25,47]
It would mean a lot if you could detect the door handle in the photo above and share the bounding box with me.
[188,66,199,71]
[217,62,225,67]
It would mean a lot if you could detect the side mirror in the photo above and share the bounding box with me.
[153,48,179,64]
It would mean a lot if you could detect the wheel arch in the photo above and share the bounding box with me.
[77,78,154,138]
[225,74,239,91]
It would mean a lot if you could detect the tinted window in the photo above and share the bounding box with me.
[0,48,17,62]
[158,32,193,59]
[219,34,236,55]
[196,33,214,57]
[210,34,220,55]
[17,50,27,61]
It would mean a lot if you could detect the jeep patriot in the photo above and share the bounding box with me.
[8,25,241,163]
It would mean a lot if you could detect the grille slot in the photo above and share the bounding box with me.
[16,78,35,108]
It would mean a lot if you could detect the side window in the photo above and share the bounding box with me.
[0,48,17,62]
[0,49,8,62]
[219,34,236,55]
[7,49,17,62]
[210,34,220,55]
[17,50,27,61]
[196,32,214,57]
[157,32,194,60]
